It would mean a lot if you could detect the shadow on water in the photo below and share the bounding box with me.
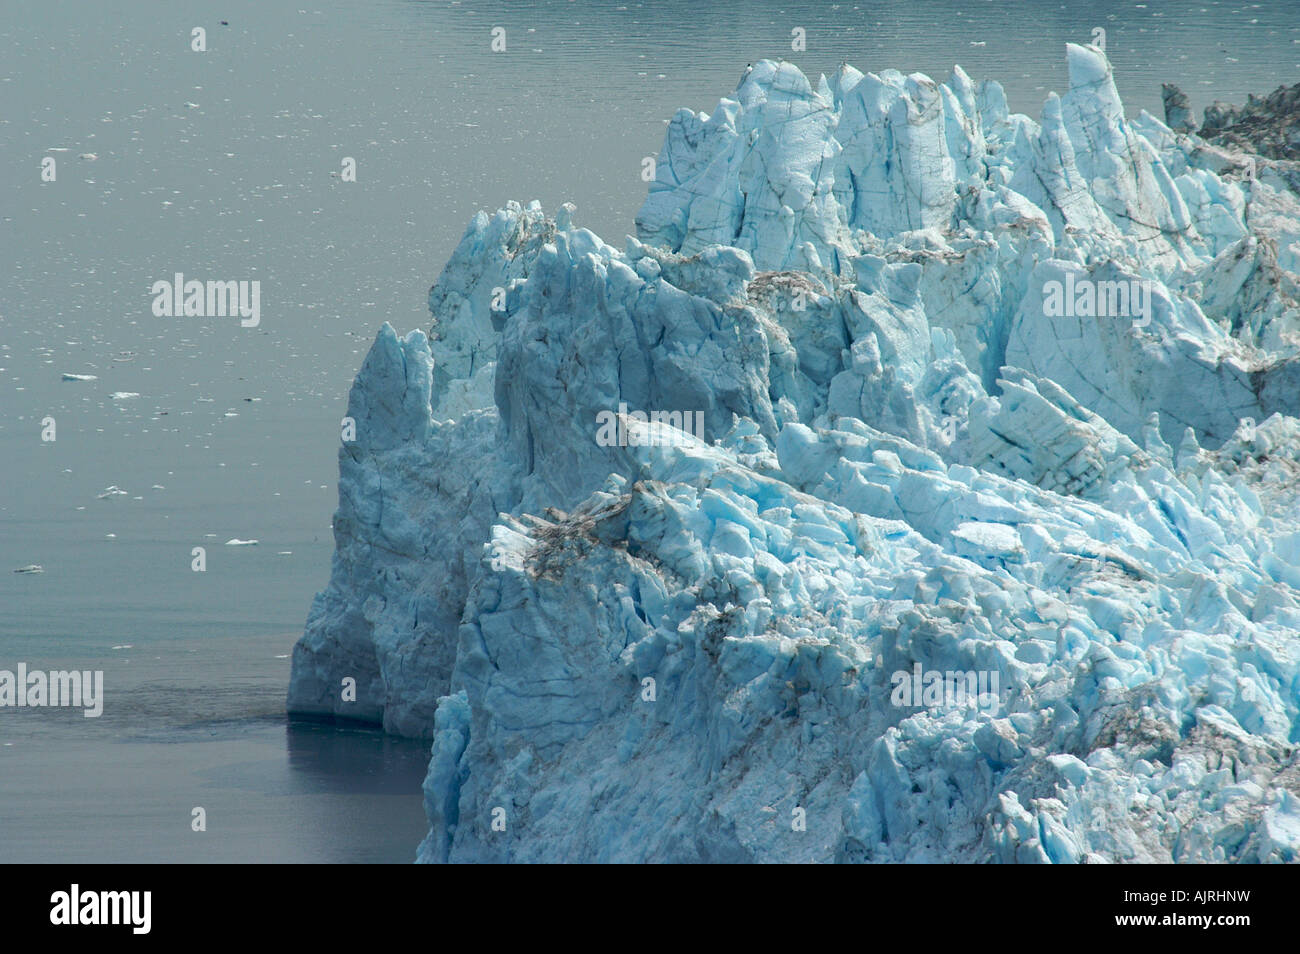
[285,717,433,797]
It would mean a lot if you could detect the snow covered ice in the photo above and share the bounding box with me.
[288,44,1300,863]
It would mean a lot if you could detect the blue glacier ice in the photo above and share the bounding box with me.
[289,44,1300,863]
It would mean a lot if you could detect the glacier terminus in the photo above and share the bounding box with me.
[288,44,1300,864]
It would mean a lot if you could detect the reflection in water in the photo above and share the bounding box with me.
[286,718,432,797]
[0,717,432,863]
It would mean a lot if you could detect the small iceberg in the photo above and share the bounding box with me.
[96,486,128,499]
[225,538,259,546]
[61,373,98,382]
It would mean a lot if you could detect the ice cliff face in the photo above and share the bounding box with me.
[289,44,1300,863]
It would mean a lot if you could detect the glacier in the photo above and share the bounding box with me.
[288,44,1300,863]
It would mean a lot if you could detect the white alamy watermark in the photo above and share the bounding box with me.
[595,404,707,448]
[1042,274,1152,329]
[0,664,103,717]
[151,273,260,327]
[890,664,1000,713]
[50,885,150,935]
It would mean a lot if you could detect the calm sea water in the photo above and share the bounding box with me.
[1,0,1296,862]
